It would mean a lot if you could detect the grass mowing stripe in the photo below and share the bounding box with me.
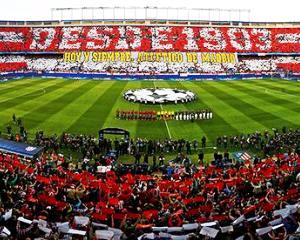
[67,81,128,135]
[271,78,300,88]
[203,81,278,128]
[23,80,110,137]
[0,78,59,103]
[30,81,103,134]
[178,81,240,144]
[228,82,300,122]
[12,81,80,114]
[208,82,299,128]
[190,81,266,133]
[0,78,48,94]
[251,80,300,97]
[0,79,37,91]
[166,82,234,143]
[0,80,76,133]
[255,80,300,96]
[1,78,298,142]
[158,81,205,140]
[102,81,140,137]
[0,79,70,113]
[229,81,300,112]
[24,81,97,131]
[135,81,170,139]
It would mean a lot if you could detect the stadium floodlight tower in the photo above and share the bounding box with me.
[51,6,251,23]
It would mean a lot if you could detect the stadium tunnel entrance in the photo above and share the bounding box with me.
[99,128,130,141]
[99,128,130,158]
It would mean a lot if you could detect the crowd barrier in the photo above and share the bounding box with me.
[2,71,300,81]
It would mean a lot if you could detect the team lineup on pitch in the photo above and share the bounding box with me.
[0,78,299,145]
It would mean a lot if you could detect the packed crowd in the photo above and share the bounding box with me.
[0,121,300,239]
[0,56,300,74]
[215,128,300,154]
[0,26,299,53]
[0,24,299,239]
[0,25,300,75]
[0,147,299,239]
[116,110,213,121]
[1,55,300,75]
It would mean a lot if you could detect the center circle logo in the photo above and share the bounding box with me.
[123,88,196,104]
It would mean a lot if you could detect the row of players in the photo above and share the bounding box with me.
[116,109,213,121]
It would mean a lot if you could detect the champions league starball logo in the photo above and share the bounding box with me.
[25,146,37,152]
[123,88,196,104]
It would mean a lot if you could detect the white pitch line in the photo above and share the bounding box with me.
[159,103,172,139]
[153,81,172,139]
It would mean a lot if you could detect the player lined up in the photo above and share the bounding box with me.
[116,109,213,121]
[174,110,213,121]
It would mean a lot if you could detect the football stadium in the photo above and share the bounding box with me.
[0,2,299,240]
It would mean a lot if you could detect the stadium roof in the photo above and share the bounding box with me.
[0,20,299,28]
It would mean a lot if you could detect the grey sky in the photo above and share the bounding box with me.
[1,0,299,22]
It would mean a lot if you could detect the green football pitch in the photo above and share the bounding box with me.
[0,78,299,146]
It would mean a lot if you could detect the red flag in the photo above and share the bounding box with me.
[113,213,125,220]
[108,198,119,206]
[193,196,205,203]
[244,205,257,215]
[127,213,141,219]
[36,175,51,185]
[262,202,274,212]
[199,205,213,213]
[143,210,159,220]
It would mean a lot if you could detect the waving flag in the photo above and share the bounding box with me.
[233,151,252,162]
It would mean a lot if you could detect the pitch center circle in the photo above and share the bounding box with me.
[123,88,196,104]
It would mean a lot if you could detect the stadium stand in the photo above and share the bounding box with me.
[1,55,299,74]
[0,20,299,240]
[0,25,299,78]
[0,26,299,52]
[0,149,299,239]
[1,127,299,239]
